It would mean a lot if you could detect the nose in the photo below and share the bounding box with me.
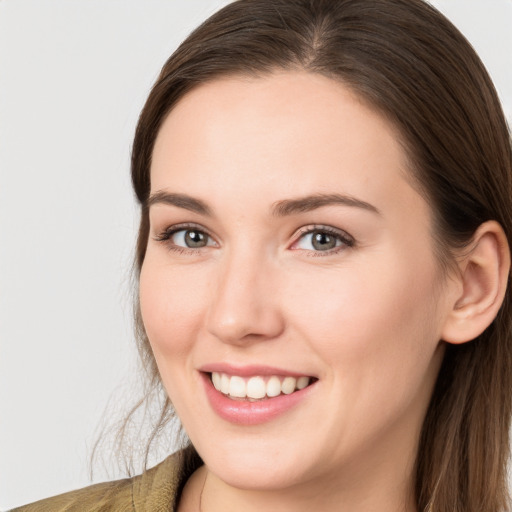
[205,250,285,345]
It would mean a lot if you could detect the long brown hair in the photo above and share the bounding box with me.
[127,1,512,510]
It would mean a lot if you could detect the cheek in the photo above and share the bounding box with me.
[139,256,209,360]
[285,250,443,389]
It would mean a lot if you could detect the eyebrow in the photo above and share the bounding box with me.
[146,191,380,217]
[146,191,212,216]
[272,193,380,216]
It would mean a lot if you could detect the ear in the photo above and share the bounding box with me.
[441,220,510,344]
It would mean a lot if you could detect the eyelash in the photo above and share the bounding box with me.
[153,223,355,256]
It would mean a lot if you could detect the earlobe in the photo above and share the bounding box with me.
[441,221,510,344]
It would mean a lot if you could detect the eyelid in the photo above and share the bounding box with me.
[153,222,209,239]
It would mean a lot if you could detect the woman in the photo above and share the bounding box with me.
[12,0,512,510]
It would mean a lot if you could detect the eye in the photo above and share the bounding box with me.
[172,228,211,248]
[292,226,354,253]
[154,224,217,251]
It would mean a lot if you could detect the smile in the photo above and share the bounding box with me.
[201,368,317,425]
[211,372,312,400]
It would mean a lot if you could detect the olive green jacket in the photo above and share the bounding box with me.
[10,452,182,512]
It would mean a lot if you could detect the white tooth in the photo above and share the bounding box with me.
[281,376,297,395]
[229,376,246,398]
[246,376,266,399]
[220,373,230,394]
[266,376,282,397]
[296,376,310,390]
[212,372,221,391]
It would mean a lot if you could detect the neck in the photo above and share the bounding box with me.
[197,448,417,512]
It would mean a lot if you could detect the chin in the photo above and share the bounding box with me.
[209,457,308,491]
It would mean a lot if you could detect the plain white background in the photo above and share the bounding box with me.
[0,1,511,509]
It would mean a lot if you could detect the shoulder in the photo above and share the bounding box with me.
[9,452,183,512]
[8,477,134,512]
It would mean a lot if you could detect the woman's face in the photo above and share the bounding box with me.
[140,72,454,494]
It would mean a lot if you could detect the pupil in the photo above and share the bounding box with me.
[185,230,206,248]
[312,231,336,251]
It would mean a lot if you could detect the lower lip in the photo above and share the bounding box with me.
[201,373,316,425]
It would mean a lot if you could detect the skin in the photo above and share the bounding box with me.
[139,72,462,512]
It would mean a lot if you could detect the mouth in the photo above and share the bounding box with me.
[209,372,317,401]
[200,367,318,425]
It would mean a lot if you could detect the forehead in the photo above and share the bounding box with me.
[150,71,426,224]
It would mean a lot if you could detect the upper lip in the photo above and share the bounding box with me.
[199,363,315,378]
